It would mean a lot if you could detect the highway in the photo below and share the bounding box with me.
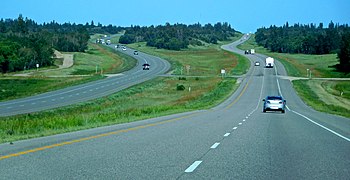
[0,46,171,117]
[0,35,349,179]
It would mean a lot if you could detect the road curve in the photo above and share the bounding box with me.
[0,35,349,179]
[0,45,171,117]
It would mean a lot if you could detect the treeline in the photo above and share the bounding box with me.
[0,15,123,73]
[85,21,124,34]
[255,22,350,72]
[255,22,350,54]
[119,22,237,50]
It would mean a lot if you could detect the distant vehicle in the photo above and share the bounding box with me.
[255,62,260,66]
[263,96,286,113]
[122,47,127,51]
[244,49,255,54]
[106,40,111,45]
[134,51,138,55]
[265,57,274,68]
[142,63,150,70]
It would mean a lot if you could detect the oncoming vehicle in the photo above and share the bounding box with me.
[134,51,138,55]
[255,62,260,66]
[263,96,286,113]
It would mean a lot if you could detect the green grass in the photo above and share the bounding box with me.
[0,77,238,143]
[39,43,137,76]
[0,39,248,143]
[293,80,350,118]
[128,41,248,76]
[0,43,137,101]
[0,76,103,101]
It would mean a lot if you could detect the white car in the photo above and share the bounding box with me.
[255,62,260,66]
[122,47,126,51]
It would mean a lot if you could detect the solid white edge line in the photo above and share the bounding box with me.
[274,56,348,142]
[292,110,350,142]
[185,161,202,173]
[210,142,220,149]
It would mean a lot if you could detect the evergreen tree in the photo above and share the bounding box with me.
[337,32,350,72]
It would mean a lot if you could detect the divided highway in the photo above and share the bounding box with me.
[0,35,349,179]
[0,46,170,117]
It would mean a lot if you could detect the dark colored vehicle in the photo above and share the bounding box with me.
[263,96,286,113]
[142,63,150,70]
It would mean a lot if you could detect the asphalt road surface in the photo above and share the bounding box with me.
[0,35,349,179]
[0,46,171,117]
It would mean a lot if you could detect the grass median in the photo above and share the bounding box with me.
[0,40,248,143]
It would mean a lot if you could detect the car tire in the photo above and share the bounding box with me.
[263,109,266,113]
[282,110,285,113]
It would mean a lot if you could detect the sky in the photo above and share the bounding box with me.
[1,0,349,33]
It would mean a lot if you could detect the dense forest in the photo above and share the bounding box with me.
[0,15,122,73]
[119,22,237,50]
[255,22,350,72]
[255,22,350,54]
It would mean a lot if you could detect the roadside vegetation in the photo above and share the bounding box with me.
[0,37,249,143]
[0,43,137,101]
[238,34,350,118]
[119,22,237,50]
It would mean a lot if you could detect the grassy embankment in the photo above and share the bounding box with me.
[0,43,136,101]
[0,36,250,143]
[238,35,350,118]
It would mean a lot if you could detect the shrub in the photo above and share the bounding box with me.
[176,84,186,91]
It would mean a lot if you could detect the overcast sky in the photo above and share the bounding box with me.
[1,0,349,32]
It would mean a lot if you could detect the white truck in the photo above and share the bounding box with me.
[250,49,255,54]
[265,57,274,68]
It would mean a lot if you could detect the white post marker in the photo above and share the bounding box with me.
[221,69,226,78]
[36,63,39,71]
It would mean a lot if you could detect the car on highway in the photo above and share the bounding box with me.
[134,51,138,55]
[142,63,150,70]
[262,96,286,113]
[122,47,127,51]
[255,62,260,66]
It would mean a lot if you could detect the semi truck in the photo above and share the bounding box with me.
[265,57,274,68]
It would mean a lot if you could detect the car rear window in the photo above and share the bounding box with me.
[267,96,282,100]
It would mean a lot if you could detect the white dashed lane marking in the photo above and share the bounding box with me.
[210,143,220,149]
[185,161,202,173]
[238,123,242,125]
[233,127,237,130]
[224,133,230,137]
